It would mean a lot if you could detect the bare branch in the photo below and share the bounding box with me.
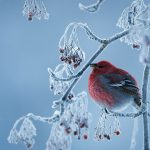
[79,0,105,13]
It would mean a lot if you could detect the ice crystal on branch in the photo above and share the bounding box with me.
[117,0,150,65]
[117,0,146,46]
[22,0,49,21]
[46,122,72,150]
[79,0,105,13]
[8,118,36,149]
[94,111,121,141]
[59,92,92,140]
[48,64,73,95]
[47,92,91,150]
[59,23,85,69]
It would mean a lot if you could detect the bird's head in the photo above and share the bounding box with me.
[90,60,116,74]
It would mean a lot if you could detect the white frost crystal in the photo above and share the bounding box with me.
[59,23,85,69]
[46,123,72,150]
[8,118,36,149]
[22,0,49,21]
[117,0,150,65]
[48,64,73,95]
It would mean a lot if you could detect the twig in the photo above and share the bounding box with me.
[105,106,146,118]
[79,0,105,13]
[12,113,59,130]
[142,48,150,150]
[78,23,107,43]
[49,69,79,81]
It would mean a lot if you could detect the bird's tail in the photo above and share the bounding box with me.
[130,108,138,150]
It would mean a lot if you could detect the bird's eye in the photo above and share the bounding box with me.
[98,65,104,68]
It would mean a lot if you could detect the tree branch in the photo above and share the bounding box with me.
[142,48,150,150]
[105,106,146,118]
[12,113,60,130]
[78,23,107,43]
[48,69,79,81]
[79,0,105,13]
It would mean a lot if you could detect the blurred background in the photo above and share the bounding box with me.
[0,0,150,150]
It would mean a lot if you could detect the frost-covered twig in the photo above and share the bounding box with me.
[105,106,146,118]
[142,48,150,150]
[79,0,105,13]
[78,23,107,43]
[8,112,60,149]
[48,69,79,81]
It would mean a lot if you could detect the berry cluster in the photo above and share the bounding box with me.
[94,113,121,141]
[59,23,85,69]
[8,118,36,149]
[48,64,73,95]
[59,45,85,69]
[46,123,72,150]
[22,0,49,21]
[51,91,91,146]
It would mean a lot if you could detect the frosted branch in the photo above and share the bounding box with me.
[142,48,150,150]
[105,106,146,118]
[77,23,107,43]
[48,69,79,81]
[79,0,105,13]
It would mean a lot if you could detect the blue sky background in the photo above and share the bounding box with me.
[0,0,150,150]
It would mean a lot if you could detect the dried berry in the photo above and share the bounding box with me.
[114,130,120,135]
[83,134,88,140]
[73,131,78,136]
[132,44,140,49]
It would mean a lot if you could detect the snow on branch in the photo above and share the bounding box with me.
[79,0,105,13]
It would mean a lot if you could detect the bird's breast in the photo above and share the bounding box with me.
[88,74,114,107]
[88,74,133,111]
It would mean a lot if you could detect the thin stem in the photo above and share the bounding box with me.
[142,48,150,150]
[78,23,107,43]
[79,0,105,13]
[49,70,79,81]
[105,106,146,118]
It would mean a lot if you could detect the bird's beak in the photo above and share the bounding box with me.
[90,63,97,68]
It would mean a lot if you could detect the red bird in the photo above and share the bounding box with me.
[88,61,141,111]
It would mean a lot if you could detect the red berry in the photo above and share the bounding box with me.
[28,16,32,21]
[99,135,102,139]
[80,123,85,128]
[83,134,88,140]
[68,93,74,99]
[73,131,78,136]
[60,56,65,61]
[60,122,63,126]
[73,64,78,68]
[65,127,72,134]
[114,130,120,135]
[132,44,140,49]
[26,143,32,148]
[59,48,64,53]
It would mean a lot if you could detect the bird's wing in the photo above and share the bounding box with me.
[103,73,141,107]
[105,73,139,95]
